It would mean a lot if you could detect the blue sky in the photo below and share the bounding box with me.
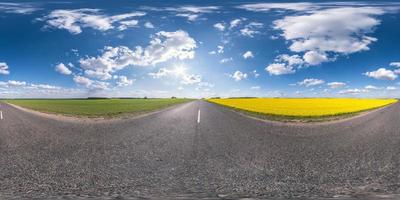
[0,1,400,98]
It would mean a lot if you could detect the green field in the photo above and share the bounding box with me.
[4,98,192,118]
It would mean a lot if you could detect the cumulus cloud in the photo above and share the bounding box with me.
[276,54,304,66]
[213,22,225,31]
[303,51,329,65]
[240,22,263,37]
[73,75,93,87]
[229,19,242,29]
[73,75,108,90]
[116,76,134,86]
[273,7,384,65]
[148,66,202,86]
[266,54,305,76]
[230,71,248,81]
[55,63,72,75]
[144,21,154,28]
[40,9,146,34]
[265,63,295,75]
[243,51,254,59]
[364,68,397,80]
[327,82,346,89]
[0,62,10,75]
[298,78,325,87]
[181,74,201,85]
[79,30,196,80]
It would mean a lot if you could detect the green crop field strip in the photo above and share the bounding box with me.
[4,98,192,118]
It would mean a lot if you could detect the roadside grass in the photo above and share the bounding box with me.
[208,98,398,122]
[3,98,193,118]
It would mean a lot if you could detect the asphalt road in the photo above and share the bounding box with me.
[1,100,400,199]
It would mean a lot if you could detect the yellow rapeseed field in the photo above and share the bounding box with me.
[208,98,398,117]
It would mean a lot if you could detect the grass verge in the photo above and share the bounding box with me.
[4,98,193,118]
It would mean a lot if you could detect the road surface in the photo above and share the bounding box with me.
[0,100,400,199]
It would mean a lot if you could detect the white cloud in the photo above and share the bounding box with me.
[364,68,397,80]
[167,6,219,13]
[213,22,225,31]
[73,75,108,90]
[220,57,233,64]
[276,54,304,66]
[144,21,154,28]
[148,68,171,78]
[176,13,199,21]
[135,30,197,65]
[327,82,346,89]
[237,3,317,12]
[79,30,196,80]
[181,74,201,85]
[390,62,400,67]
[265,63,295,75]
[0,81,84,98]
[387,86,397,90]
[209,45,224,55]
[298,78,325,87]
[217,45,224,54]
[27,84,61,90]
[148,66,202,86]
[90,81,109,90]
[365,85,380,90]
[55,63,72,75]
[242,51,254,59]
[240,22,263,37]
[231,71,248,81]
[273,7,384,65]
[40,9,146,34]
[229,19,242,29]
[160,6,219,22]
[251,86,260,90]
[0,80,26,87]
[0,62,10,75]
[116,76,134,86]
[117,19,139,30]
[73,75,93,87]
[252,70,260,78]
[0,3,40,14]
[198,81,214,88]
[338,88,368,94]
[303,51,329,65]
